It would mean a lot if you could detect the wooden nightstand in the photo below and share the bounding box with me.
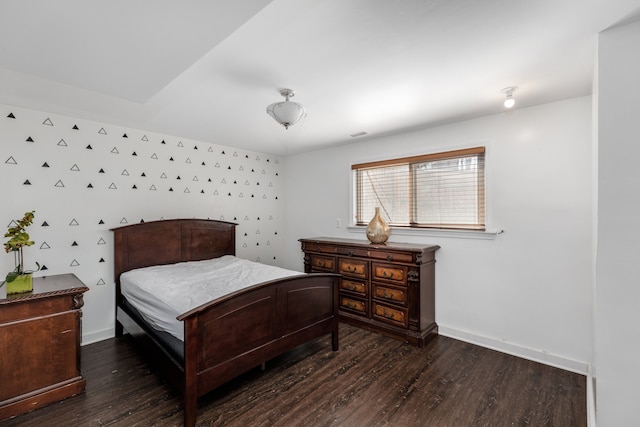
[0,274,89,421]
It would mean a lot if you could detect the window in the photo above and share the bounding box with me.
[353,147,485,230]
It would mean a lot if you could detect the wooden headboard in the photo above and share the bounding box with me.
[112,219,237,287]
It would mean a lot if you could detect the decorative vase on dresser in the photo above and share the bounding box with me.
[300,237,440,347]
[366,207,391,244]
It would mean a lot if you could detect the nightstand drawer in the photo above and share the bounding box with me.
[339,258,368,278]
[372,263,407,285]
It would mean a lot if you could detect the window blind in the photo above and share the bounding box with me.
[353,147,485,230]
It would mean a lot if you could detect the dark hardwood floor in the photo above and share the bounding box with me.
[1,324,586,426]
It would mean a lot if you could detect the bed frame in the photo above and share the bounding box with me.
[112,219,339,427]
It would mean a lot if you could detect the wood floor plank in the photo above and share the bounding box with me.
[0,324,586,427]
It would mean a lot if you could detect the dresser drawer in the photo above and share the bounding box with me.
[302,242,338,254]
[372,302,408,328]
[339,258,368,279]
[367,250,414,264]
[309,255,336,272]
[340,278,367,296]
[373,283,407,306]
[0,295,72,323]
[335,246,369,258]
[340,296,368,316]
[372,263,407,285]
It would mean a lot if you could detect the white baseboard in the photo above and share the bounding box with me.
[438,325,589,375]
[82,327,114,345]
[587,373,596,427]
[81,326,591,374]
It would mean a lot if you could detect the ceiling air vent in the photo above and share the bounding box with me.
[350,131,368,138]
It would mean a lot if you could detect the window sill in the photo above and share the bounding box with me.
[347,226,502,240]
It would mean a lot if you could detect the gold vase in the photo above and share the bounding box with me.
[6,273,33,295]
[366,207,390,244]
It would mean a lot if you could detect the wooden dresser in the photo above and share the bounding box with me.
[300,237,439,347]
[0,274,89,421]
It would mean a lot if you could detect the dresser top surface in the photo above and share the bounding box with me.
[0,273,89,304]
[300,237,440,252]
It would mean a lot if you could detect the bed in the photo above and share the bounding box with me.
[112,219,339,427]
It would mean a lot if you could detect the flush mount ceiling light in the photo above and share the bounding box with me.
[266,89,306,129]
[501,86,518,108]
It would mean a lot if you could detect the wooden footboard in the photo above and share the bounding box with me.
[112,219,339,427]
[179,273,338,426]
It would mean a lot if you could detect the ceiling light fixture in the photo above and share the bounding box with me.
[501,86,518,108]
[266,89,306,129]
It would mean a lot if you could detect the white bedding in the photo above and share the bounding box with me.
[120,255,301,341]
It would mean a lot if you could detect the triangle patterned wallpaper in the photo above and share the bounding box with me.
[0,104,285,342]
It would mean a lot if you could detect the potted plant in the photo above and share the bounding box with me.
[3,210,40,294]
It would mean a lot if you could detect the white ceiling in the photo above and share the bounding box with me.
[1,0,639,156]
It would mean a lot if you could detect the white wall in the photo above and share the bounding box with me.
[595,19,640,426]
[0,104,286,344]
[284,97,593,372]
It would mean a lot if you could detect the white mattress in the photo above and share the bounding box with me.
[120,255,301,341]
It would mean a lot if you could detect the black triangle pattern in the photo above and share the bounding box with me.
[1,111,282,283]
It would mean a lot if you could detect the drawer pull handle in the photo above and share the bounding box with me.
[348,250,354,257]
[382,309,395,319]
[386,254,393,261]
[382,270,394,279]
[383,290,392,299]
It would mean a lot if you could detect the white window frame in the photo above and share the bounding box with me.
[348,144,499,240]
